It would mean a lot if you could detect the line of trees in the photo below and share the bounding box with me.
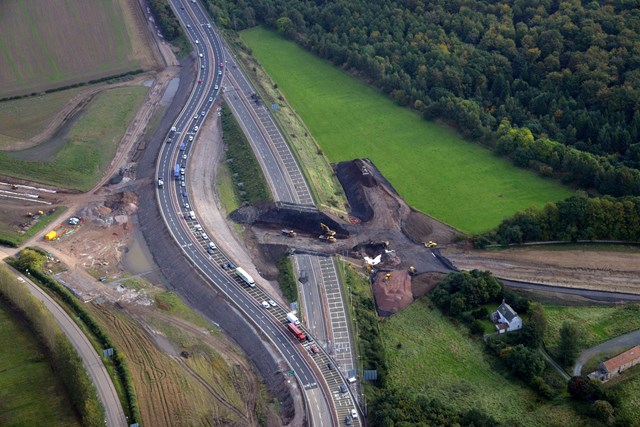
[148,0,184,42]
[208,0,640,196]
[489,193,640,245]
[0,263,105,426]
[10,249,142,425]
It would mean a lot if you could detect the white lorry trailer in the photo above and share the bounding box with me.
[235,267,255,287]
[286,312,301,326]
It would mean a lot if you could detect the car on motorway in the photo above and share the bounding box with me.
[199,53,203,58]
[220,63,224,68]
[351,409,358,419]
[268,299,276,307]
[186,24,191,28]
[208,97,213,102]
[195,39,199,44]
[201,111,205,116]
[207,23,211,28]
[339,385,347,394]
[182,154,187,160]
[194,115,198,120]
[214,84,218,90]
[261,301,270,309]
[327,363,333,370]
[198,80,202,84]
[181,190,188,197]
[310,345,319,354]
[201,232,209,240]
[194,224,202,232]
[345,415,352,425]
[180,167,185,175]
[218,70,222,76]
[207,247,215,254]
[194,126,199,131]
[189,135,193,141]
[201,64,205,69]
[184,203,190,209]
[208,241,216,250]
[181,181,186,187]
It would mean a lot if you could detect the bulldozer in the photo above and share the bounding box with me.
[424,241,438,248]
[281,229,297,238]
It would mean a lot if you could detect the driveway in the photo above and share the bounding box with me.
[573,330,640,376]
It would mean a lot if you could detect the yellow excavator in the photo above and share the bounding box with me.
[424,241,438,248]
[281,229,297,237]
[319,223,337,243]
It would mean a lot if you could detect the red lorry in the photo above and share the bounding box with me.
[287,323,306,342]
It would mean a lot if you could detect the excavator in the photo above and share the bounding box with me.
[319,223,337,243]
[424,241,438,248]
[281,229,297,237]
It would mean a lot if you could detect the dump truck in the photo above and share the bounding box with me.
[286,312,301,326]
[235,267,255,287]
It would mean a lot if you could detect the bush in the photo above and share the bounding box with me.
[470,320,485,336]
[530,375,555,399]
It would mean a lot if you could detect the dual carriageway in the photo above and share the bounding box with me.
[156,1,361,426]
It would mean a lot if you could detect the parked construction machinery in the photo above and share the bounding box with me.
[408,265,417,276]
[281,229,297,237]
[424,241,438,248]
[319,223,337,243]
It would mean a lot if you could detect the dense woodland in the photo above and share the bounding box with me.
[208,0,640,195]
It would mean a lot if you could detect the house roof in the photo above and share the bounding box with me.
[603,345,640,373]
[497,302,518,322]
[496,323,509,331]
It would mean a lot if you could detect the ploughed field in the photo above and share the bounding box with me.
[241,27,572,233]
[0,0,146,98]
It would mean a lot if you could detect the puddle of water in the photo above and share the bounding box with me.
[122,221,156,275]
[160,77,180,105]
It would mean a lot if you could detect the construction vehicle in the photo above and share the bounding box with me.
[408,265,417,275]
[281,229,297,237]
[424,241,438,248]
[319,235,337,243]
[320,223,336,237]
[384,273,392,282]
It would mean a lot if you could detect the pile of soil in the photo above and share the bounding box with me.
[372,269,414,316]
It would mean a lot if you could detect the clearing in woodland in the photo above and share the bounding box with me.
[381,298,590,426]
[0,0,157,98]
[241,27,572,233]
[0,302,81,427]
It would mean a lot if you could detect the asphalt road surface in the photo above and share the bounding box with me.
[156,1,335,425]
[12,269,126,427]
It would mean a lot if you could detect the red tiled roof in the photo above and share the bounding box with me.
[603,345,640,372]
[496,323,509,331]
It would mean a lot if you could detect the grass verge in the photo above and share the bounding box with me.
[276,256,298,303]
[226,31,347,214]
[221,102,272,204]
[380,298,585,426]
[0,86,147,190]
[240,27,573,233]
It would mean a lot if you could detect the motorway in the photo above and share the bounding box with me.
[10,268,126,426]
[156,1,337,426]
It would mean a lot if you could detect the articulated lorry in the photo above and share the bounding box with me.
[286,312,301,326]
[287,323,306,341]
[235,267,255,287]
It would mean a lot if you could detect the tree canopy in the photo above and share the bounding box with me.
[208,0,640,196]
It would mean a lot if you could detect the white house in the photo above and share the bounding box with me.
[491,301,523,333]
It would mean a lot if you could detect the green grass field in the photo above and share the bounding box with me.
[0,0,140,98]
[241,27,573,232]
[612,368,640,423]
[381,299,587,426]
[0,86,147,191]
[544,304,640,353]
[0,87,88,148]
[0,303,81,426]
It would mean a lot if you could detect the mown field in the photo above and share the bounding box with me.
[241,27,573,233]
[0,86,147,191]
[0,0,146,98]
[544,304,640,353]
[0,303,80,427]
[380,299,587,426]
[0,87,88,149]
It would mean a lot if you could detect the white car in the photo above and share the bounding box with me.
[186,24,191,28]
[194,126,199,131]
[189,135,193,141]
[199,53,203,58]
[208,97,213,102]
[184,203,190,209]
[261,301,270,309]
[268,300,276,307]
[208,241,216,249]
[182,153,187,160]
[351,409,358,419]
[214,84,218,90]
[201,232,208,240]
[195,39,199,44]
